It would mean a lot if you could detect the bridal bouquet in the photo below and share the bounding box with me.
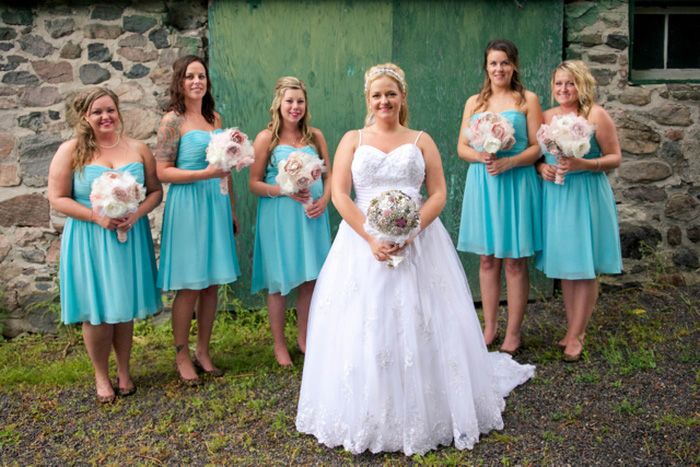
[90,171,146,243]
[536,113,595,185]
[463,112,516,156]
[206,127,255,194]
[363,189,421,268]
[276,151,325,208]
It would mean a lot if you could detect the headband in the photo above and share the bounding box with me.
[364,68,406,92]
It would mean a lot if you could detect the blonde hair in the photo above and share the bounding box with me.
[474,39,526,113]
[266,76,317,157]
[551,60,597,118]
[71,87,124,171]
[363,63,409,127]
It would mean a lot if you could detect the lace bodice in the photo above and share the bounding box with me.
[351,130,425,211]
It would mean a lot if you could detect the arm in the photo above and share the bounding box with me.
[155,112,228,184]
[457,95,494,164]
[47,140,120,230]
[416,132,447,231]
[305,128,332,219]
[486,90,544,176]
[117,139,163,232]
[331,131,392,262]
[558,105,622,174]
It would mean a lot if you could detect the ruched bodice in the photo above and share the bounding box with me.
[351,143,426,212]
[73,162,144,208]
[175,129,221,170]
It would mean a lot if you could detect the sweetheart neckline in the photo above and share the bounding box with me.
[84,161,143,170]
[356,143,418,155]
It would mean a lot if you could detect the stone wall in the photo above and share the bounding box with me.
[564,0,699,288]
[1,0,698,337]
[0,1,208,336]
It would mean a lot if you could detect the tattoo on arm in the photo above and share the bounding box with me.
[156,114,183,162]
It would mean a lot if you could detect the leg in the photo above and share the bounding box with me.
[112,321,134,392]
[171,289,200,381]
[563,279,598,359]
[295,280,316,354]
[501,257,529,353]
[194,284,221,372]
[559,280,577,348]
[267,292,291,366]
[479,255,503,346]
[82,322,115,401]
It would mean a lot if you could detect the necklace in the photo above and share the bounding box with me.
[98,135,121,149]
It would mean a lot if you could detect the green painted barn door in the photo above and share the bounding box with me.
[209,0,561,308]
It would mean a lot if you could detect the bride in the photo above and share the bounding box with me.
[296,63,535,456]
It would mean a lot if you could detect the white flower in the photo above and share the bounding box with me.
[482,137,502,154]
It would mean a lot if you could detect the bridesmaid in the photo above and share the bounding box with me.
[48,87,162,402]
[156,55,241,384]
[536,60,622,361]
[457,39,543,354]
[249,76,332,366]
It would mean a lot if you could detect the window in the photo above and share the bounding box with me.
[630,1,700,83]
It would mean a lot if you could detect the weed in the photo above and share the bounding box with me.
[613,398,646,416]
[574,371,600,384]
[0,424,21,448]
[541,430,564,442]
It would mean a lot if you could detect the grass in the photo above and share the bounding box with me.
[0,283,699,465]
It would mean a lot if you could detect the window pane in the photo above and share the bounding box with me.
[668,14,700,68]
[633,14,665,69]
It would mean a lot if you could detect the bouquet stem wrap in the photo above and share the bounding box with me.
[363,189,421,268]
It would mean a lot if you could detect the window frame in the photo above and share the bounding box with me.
[629,1,700,84]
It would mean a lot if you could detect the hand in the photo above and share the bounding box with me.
[557,155,577,174]
[232,214,240,236]
[288,188,311,204]
[479,151,497,164]
[203,164,230,179]
[389,236,415,255]
[117,213,140,232]
[304,197,328,219]
[539,163,558,182]
[486,157,513,176]
[368,237,392,262]
[93,213,122,230]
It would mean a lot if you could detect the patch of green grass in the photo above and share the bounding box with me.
[0,424,21,448]
[541,430,564,443]
[413,450,469,466]
[612,398,647,416]
[597,335,658,375]
[574,371,600,384]
[655,413,700,429]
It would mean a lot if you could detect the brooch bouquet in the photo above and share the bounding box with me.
[537,113,596,185]
[463,112,516,156]
[276,151,325,210]
[363,189,421,268]
[90,171,146,243]
[206,127,255,194]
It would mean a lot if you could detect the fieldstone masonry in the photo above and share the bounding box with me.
[0,0,697,337]
[0,1,207,337]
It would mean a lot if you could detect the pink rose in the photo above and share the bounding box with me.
[230,129,245,144]
[536,125,548,143]
[285,157,303,176]
[128,184,141,200]
[491,123,507,140]
[501,135,516,151]
[294,174,310,188]
[310,166,322,181]
[226,142,242,158]
[112,187,128,202]
[546,140,564,157]
[570,121,587,140]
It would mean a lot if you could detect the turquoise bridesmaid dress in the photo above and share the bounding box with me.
[536,135,622,279]
[59,162,161,325]
[157,130,241,291]
[457,110,542,258]
[251,145,331,295]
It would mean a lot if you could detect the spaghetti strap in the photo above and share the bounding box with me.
[358,129,363,145]
[413,131,424,145]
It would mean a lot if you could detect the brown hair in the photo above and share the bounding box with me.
[71,87,123,171]
[474,39,527,113]
[265,76,317,157]
[551,60,597,118]
[167,55,216,124]
[363,63,409,127]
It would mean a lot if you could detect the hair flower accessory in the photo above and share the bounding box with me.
[364,68,406,92]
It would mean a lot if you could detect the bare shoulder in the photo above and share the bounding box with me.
[123,136,150,154]
[311,127,326,140]
[214,111,223,128]
[160,111,183,127]
[415,130,437,150]
[254,128,273,144]
[588,104,612,124]
[53,139,77,161]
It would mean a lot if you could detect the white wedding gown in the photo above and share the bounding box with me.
[296,130,535,456]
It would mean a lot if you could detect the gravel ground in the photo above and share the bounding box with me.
[0,285,698,466]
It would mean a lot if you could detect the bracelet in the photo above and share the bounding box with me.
[595,160,601,172]
[267,186,277,198]
[89,211,94,223]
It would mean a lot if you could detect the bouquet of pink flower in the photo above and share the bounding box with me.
[363,189,421,268]
[205,127,255,194]
[537,113,596,185]
[275,151,325,208]
[463,112,516,157]
[90,171,146,243]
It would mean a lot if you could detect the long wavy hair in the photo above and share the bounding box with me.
[551,60,597,118]
[167,55,216,124]
[71,87,123,171]
[363,62,409,127]
[474,39,526,113]
[265,76,317,157]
